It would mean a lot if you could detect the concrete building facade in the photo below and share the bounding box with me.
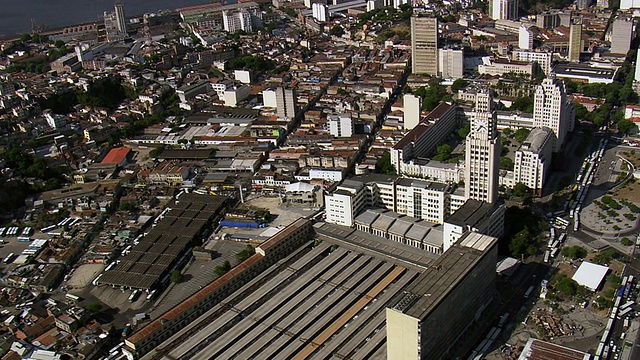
[533,76,575,151]
[511,50,553,74]
[568,18,582,62]
[610,16,634,55]
[437,48,464,80]
[490,0,518,20]
[411,12,438,76]
[403,93,422,130]
[465,90,500,204]
[513,127,554,196]
[328,114,354,137]
[386,232,498,360]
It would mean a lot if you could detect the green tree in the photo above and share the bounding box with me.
[450,78,468,93]
[170,270,183,283]
[214,261,232,276]
[329,25,345,37]
[513,182,530,197]
[376,152,396,174]
[509,96,534,113]
[555,277,578,296]
[500,157,514,170]
[561,245,587,259]
[508,227,536,257]
[457,123,470,139]
[432,144,452,161]
[514,128,531,142]
[617,119,636,135]
[236,245,255,262]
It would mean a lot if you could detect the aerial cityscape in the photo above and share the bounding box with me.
[0,0,640,359]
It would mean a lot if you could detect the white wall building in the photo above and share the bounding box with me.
[224,85,251,107]
[513,127,554,196]
[438,48,464,80]
[511,50,552,75]
[395,178,451,224]
[234,70,251,84]
[262,89,278,108]
[635,48,640,82]
[533,76,575,152]
[518,25,533,50]
[403,93,421,130]
[490,0,518,20]
[328,114,354,137]
[325,180,367,227]
[223,9,253,33]
[312,3,328,22]
[276,87,297,119]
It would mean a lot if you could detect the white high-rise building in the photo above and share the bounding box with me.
[490,0,518,20]
[465,89,500,204]
[610,16,634,55]
[328,114,353,137]
[411,11,438,76]
[635,47,640,82]
[395,178,451,224]
[512,50,552,74]
[312,3,328,22]
[533,76,575,151]
[223,9,253,33]
[115,1,127,34]
[325,180,367,227]
[518,25,533,50]
[437,48,464,79]
[403,93,421,130]
[513,127,554,196]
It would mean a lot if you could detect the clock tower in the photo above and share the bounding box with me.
[465,89,500,204]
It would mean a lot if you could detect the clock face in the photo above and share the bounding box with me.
[475,118,487,131]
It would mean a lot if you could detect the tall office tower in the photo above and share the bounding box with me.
[403,93,421,130]
[533,76,574,152]
[465,90,500,204]
[490,0,518,20]
[610,16,634,54]
[275,87,297,119]
[437,48,464,79]
[411,11,438,75]
[568,18,582,62]
[635,46,640,82]
[518,25,533,50]
[115,1,127,34]
[577,0,592,9]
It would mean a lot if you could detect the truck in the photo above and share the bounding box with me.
[524,285,534,299]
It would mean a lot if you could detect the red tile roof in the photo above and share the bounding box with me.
[102,147,131,165]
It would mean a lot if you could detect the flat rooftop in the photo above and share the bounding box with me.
[389,232,497,320]
[446,199,495,227]
[143,240,420,360]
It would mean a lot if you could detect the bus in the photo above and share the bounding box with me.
[544,251,551,263]
[558,233,566,243]
[3,253,14,264]
[524,285,534,299]
[128,290,140,302]
[550,248,559,258]
[620,300,635,310]
[65,293,81,302]
[617,307,633,319]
